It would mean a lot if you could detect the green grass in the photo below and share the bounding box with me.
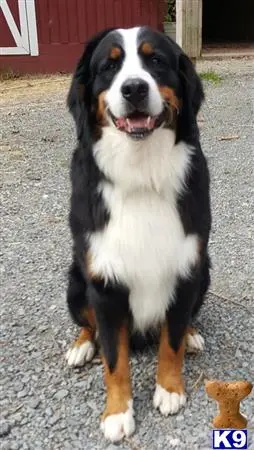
[200,70,223,84]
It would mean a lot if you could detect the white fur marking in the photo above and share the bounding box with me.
[106,27,163,118]
[101,400,135,442]
[91,128,198,332]
[153,384,186,416]
[66,341,95,367]
[186,331,205,353]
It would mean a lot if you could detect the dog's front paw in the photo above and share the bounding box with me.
[153,384,186,416]
[101,400,135,442]
[66,340,95,367]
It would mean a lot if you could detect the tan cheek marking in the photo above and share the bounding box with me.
[96,90,108,125]
[102,325,132,419]
[159,86,181,112]
[109,46,121,60]
[156,324,185,394]
[140,42,154,55]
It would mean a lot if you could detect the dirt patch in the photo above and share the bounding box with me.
[0,74,71,106]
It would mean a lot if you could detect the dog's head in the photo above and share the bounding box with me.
[68,27,204,142]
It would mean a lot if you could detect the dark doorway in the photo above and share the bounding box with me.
[203,0,254,43]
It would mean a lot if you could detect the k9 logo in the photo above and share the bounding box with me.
[213,430,248,449]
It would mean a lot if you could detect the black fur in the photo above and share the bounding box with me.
[177,53,205,143]
[67,28,116,139]
[66,27,211,371]
[89,279,129,371]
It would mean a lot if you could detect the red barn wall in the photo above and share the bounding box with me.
[0,0,20,47]
[0,0,166,74]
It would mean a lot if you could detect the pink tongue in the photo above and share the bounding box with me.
[128,117,149,128]
[116,116,155,132]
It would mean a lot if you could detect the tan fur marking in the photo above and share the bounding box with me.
[110,46,121,60]
[198,237,204,257]
[72,307,96,347]
[159,86,181,111]
[156,324,185,394]
[140,41,154,55]
[96,90,108,125]
[102,325,132,419]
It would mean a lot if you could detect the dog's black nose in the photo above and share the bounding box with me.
[121,78,149,105]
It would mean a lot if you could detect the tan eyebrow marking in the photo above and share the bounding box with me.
[140,42,154,55]
[109,46,122,60]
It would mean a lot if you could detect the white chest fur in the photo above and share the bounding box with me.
[89,128,199,332]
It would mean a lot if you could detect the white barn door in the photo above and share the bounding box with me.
[0,0,38,56]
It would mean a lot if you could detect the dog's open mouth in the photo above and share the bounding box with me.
[109,110,165,140]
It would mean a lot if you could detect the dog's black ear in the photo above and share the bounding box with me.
[67,28,115,140]
[179,53,204,117]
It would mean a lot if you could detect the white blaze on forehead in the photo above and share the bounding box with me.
[117,27,141,75]
[105,27,163,118]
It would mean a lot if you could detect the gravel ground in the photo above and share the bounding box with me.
[1,59,253,450]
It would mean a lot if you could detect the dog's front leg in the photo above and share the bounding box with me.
[154,273,201,415]
[101,324,134,442]
[153,323,186,415]
[90,280,135,442]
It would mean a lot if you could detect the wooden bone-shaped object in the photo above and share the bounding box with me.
[205,380,253,429]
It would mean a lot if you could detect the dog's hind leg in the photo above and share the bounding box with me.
[185,255,210,353]
[66,308,96,367]
[66,261,96,367]
[185,326,205,353]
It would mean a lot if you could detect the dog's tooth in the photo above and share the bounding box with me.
[147,116,153,130]
[126,118,132,132]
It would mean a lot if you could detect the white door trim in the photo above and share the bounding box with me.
[25,0,39,56]
[0,0,39,56]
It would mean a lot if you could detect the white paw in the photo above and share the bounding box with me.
[186,331,204,353]
[153,384,186,416]
[66,341,95,367]
[101,400,135,442]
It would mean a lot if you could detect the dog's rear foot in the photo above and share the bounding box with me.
[66,327,96,367]
[66,340,95,367]
[186,327,204,353]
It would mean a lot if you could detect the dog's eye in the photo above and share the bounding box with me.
[151,56,161,66]
[107,60,118,71]
[101,60,118,73]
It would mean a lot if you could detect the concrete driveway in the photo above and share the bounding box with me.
[1,58,253,450]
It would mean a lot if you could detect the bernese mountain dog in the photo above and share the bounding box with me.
[65,26,211,442]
